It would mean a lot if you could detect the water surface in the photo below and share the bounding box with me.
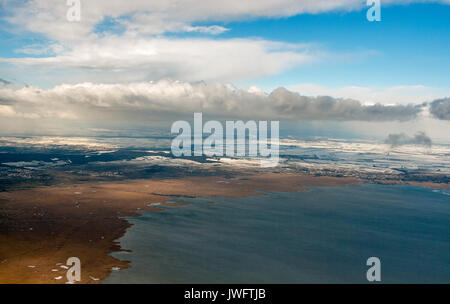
[105,184,450,283]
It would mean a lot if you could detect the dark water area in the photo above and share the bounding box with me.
[105,184,450,283]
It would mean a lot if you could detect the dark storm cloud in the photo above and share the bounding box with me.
[0,78,11,85]
[269,87,422,121]
[384,132,432,147]
[429,98,450,121]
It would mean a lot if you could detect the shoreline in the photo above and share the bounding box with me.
[0,173,447,284]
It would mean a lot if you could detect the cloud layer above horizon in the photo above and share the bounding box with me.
[0,80,425,124]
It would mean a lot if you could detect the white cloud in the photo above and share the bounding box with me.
[183,25,230,35]
[1,37,317,83]
[0,104,39,118]
[14,43,65,56]
[0,105,16,117]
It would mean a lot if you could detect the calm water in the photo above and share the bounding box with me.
[105,184,450,283]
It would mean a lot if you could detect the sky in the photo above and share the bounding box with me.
[0,0,449,142]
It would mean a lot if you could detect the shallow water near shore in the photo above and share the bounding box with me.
[105,184,450,283]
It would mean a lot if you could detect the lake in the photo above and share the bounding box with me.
[105,184,450,283]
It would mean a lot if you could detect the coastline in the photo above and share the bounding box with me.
[0,173,447,284]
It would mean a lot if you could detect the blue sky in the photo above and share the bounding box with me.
[223,3,450,90]
[0,1,449,93]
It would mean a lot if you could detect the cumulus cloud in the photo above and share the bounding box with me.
[429,98,450,121]
[0,80,423,126]
[1,38,317,83]
[384,131,432,147]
